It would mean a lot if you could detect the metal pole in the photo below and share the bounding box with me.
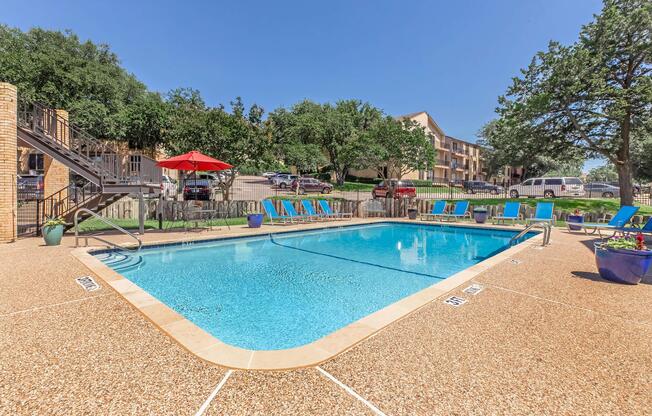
[138,189,145,235]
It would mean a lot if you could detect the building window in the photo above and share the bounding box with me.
[28,153,44,172]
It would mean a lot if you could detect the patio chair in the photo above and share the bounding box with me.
[439,200,471,222]
[617,216,652,237]
[261,199,293,225]
[281,200,312,222]
[318,199,353,220]
[301,199,329,221]
[574,205,640,236]
[493,201,522,225]
[420,200,447,221]
[526,202,555,225]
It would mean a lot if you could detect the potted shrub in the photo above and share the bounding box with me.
[473,206,488,224]
[567,208,584,231]
[245,210,264,228]
[594,233,652,284]
[42,216,66,246]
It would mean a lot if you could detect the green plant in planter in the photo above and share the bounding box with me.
[604,234,647,251]
[43,217,67,227]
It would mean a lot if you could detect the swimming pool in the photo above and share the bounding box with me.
[95,222,534,350]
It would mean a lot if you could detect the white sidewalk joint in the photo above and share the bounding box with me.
[316,366,387,416]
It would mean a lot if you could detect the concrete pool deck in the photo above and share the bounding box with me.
[1,219,651,415]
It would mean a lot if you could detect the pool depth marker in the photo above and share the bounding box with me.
[75,276,101,292]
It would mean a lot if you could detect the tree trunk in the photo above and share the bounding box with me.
[335,168,346,186]
[616,159,634,206]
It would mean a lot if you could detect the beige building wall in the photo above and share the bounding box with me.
[0,83,17,242]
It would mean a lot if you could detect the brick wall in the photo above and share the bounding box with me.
[0,83,17,242]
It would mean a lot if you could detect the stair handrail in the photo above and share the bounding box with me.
[74,208,142,251]
[510,222,551,246]
[17,99,161,185]
[37,181,102,233]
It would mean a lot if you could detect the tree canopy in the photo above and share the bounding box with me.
[481,0,651,204]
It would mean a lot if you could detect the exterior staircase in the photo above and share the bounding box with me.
[17,100,162,231]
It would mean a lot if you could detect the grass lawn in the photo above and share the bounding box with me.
[333,182,375,192]
[447,198,652,215]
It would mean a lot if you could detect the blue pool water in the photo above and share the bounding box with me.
[95,222,534,350]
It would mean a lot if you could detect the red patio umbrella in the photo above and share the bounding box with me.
[157,150,233,171]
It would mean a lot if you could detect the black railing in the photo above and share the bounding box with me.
[17,99,161,186]
[36,181,102,233]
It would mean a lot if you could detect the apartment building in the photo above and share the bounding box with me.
[399,111,486,183]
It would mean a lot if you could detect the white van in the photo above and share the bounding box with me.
[508,177,585,198]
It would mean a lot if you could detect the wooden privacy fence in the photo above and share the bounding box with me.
[100,196,646,224]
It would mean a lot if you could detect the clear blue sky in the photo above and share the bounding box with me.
[3,0,604,169]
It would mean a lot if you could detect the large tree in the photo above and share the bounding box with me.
[483,0,651,205]
[267,99,383,184]
[164,90,268,199]
[0,26,151,139]
[353,117,435,188]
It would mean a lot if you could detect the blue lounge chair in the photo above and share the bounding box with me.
[420,200,447,221]
[493,201,522,225]
[618,216,652,237]
[261,199,293,225]
[281,200,312,222]
[318,199,352,220]
[301,199,329,221]
[526,202,555,225]
[575,205,640,236]
[439,200,471,222]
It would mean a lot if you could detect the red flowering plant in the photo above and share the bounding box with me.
[605,233,648,251]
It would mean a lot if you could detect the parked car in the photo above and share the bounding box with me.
[272,174,299,189]
[17,174,43,200]
[182,179,221,201]
[268,172,292,183]
[160,174,178,199]
[290,177,333,194]
[463,180,503,195]
[584,182,620,198]
[508,177,585,198]
[262,171,278,179]
[607,181,641,196]
[372,180,417,199]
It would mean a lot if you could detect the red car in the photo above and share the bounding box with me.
[372,180,417,199]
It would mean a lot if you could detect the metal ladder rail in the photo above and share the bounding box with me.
[510,221,551,246]
[74,208,142,251]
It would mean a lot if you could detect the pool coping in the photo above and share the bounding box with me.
[71,219,544,370]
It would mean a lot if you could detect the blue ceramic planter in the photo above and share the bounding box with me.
[42,224,64,246]
[594,243,652,285]
[567,215,584,231]
[247,214,264,228]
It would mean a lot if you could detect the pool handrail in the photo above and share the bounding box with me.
[74,208,142,251]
